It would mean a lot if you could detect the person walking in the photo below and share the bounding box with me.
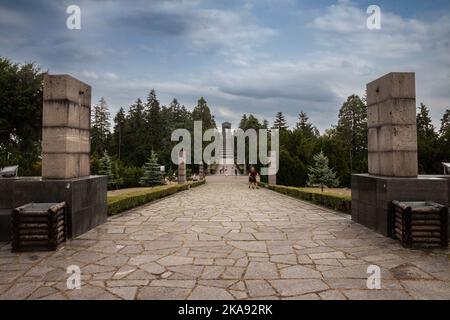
[248,167,259,189]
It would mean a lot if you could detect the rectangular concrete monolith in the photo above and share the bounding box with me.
[367,72,418,177]
[42,74,91,179]
[178,150,187,184]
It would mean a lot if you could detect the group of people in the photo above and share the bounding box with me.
[217,165,259,189]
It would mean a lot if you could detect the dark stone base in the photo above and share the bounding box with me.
[0,176,107,241]
[351,174,450,237]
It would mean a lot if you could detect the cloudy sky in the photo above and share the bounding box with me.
[1,0,449,132]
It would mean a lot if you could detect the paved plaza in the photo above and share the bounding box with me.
[0,178,449,300]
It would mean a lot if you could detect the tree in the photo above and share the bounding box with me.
[307,151,339,191]
[273,112,288,130]
[439,109,450,167]
[98,151,117,189]
[111,107,125,160]
[121,98,147,167]
[192,97,216,129]
[91,97,111,157]
[335,95,367,174]
[416,103,439,173]
[145,89,162,151]
[295,111,319,137]
[140,151,163,186]
[0,58,43,176]
[439,109,450,137]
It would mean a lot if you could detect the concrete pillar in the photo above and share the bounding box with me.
[199,162,204,180]
[267,150,277,185]
[42,74,91,179]
[367,72,418,177]
[178,150,186,184]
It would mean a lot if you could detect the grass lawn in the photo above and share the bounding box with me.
[107,184,178,199]
[295,187,351,200]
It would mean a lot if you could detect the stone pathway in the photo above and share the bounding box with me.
[0,179,449,300]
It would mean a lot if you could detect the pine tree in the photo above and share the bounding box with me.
[99,151,117,189]
[335,95,367,174]
[416,103,439,173]
[91,97,111,157]
[239,114,248,129]
[146,89,162,151]
[295,111,319,137]
[440,109,450,137]
[122,98,147,166]
[140,151,163,186]
[192,97,216,129]
[273,112,288,130]
[111,107,125,160]
[307,151,339,191]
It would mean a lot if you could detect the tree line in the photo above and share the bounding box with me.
[1,58,450,189]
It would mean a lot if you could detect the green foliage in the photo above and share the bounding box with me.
[107,180,205,215]
[192,97,216,129]
[307,151,339,191]
[335,94,367,175]
[91,97,111,157]
[140,151,163,186]
[98,152,120,190]
[0,58,43,176]
[439,109,450,166]
[273,112,288,130]
[258,182,351,214]
[417,103,440,173]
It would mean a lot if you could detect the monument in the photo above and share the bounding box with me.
[352,72,450,236]
[0,74,108,241]
[217,122,237,175]
[178,150,186,184]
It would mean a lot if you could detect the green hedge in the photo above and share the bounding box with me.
[107,180,205,216]
[257,182,351,214]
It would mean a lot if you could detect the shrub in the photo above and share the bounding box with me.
[258,182,351,214]
[107,180,205,215]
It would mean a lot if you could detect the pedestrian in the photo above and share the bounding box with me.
[248,167,259,189]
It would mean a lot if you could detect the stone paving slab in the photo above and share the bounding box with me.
[0,180,449,300]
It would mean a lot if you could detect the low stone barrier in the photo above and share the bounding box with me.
[257,182,351,214]
[107,180,205,215]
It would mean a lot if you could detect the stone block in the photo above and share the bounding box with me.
[79,106,91,130]
[79,153,91,177]
[377,125,417,152]
[268,175,276,185]
[42,153,80,179]
[43,74,91,107]
[367,72,415,106]
[42,127,81,153]
[377,98,416,126]
[378,151,418,177]
[43,101,82,128]
[392,151,418,177]
[367,104,379,128]
[368,128,378,152]
[368,152,380,175]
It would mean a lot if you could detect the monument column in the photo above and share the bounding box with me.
[42,74,91,179]
[178,150,187,184]
[352,72,449,237]
[367,72,418,177]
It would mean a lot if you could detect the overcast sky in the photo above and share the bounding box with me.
[1,0,449,132]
